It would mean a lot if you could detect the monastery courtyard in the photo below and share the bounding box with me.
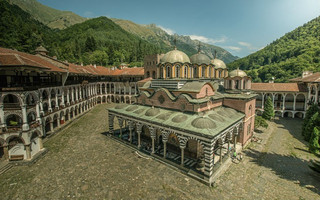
[0,103,319,200]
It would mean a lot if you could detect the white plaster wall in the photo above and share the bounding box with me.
[31,137,40,157]
[9,143,26,159]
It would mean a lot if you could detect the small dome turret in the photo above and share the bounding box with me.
[229,68,247,78]
[190,52,211,65]
[211,58,226,69]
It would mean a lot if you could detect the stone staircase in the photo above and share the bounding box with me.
[0,161,12,175]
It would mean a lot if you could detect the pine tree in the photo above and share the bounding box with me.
[302,104,319,138]
[262,97,274,120]
[309,127,320,154]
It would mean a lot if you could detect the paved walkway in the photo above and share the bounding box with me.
[0,104,319,199]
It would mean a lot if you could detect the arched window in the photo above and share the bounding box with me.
[209,67,212,78]
[175,65,180,78]
[202,66,206,78]
[218,70,222,78]
[167,66,171,78]
[146,71,150,78]
[194,67,197,78]
[184,66,188,78]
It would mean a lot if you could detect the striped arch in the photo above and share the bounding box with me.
[185,136,205,150]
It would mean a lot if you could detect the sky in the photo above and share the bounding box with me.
[38,0,320,58]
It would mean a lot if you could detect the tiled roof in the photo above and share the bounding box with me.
[251,83,308,92]
[0,47,144,76]
[290,72,320,83]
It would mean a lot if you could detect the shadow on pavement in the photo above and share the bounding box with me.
[245,148,320,195]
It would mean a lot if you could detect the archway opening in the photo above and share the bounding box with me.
[3,94,20,109]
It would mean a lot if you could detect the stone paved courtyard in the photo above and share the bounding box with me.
[0,103,320,199]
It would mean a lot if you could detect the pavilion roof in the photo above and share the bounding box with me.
[108,104,244,139]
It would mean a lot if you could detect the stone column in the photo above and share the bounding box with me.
[25,144,31,160]
[118,118,123,139]
[282,94,286,110]
[21,104,29,131]
[79,89,82,101]
[66,91,70,105]
[0,104,5,128]
[293,94,297,111]
[55,93,59,109]
[204,144,214,182]
[151,136,155,154]
[48,97,52,112]
[108,114,114,135]
[137,130,141,149]
[261,93,265,109]
[71,89,74,103]
[39,137,43,150]
[180,147,185,166]
[61,91,65,106]
[75,88,79,102]
[163,140,167,158]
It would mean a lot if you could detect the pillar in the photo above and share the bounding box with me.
[39,137,43,150]
[25,144,31,160]
[204,144,214,181]
[66,92,70,105]
[282,94,286,110]
[61,92,65,106]
[137,130,141,149]
[79,89,82,101]
[0,104,5,128]
[261,93,265,109]
[180,147,185,166]
[21,104,29,131]
[55,94,59,109]
[151,136,155,154]
[293,95,296,111]
[163,141,167,158]
[75,88,79,102]
[129,128,133,143]
[48,97,52,112]
[234,134,237,149]
[3,145,9,160]
[71,89,74,103]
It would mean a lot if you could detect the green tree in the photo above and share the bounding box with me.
[309,127,320,154]
[262,97,274,120]
[88,50,109,66]
[302,104,319,138]
[304,112,320,142]
[254,115,268,129]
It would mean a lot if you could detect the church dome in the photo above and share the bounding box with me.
[160,49,190,64]
[211,58,226,69]
[229,68,247,77]
[190,52,211,65]
[191,117,216,129]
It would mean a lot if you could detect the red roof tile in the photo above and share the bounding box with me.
[251,83,308,92]
[0,47,145,77]
[290,72,320,83]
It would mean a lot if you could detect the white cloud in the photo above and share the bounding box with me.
[158,25,175,35]
[238,41,252,48]
[224,46,242,52]
[188,35,227,44]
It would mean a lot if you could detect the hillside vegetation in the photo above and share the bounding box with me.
[228,16,320,82]
[11,0,86,29]
[0,1,161,66]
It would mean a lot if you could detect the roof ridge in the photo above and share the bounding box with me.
[14,54,25,65]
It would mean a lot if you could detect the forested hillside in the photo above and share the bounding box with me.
[228,16,320,82]
[0,0,54,53]
[11,0,86,29]
[0,1,162,66]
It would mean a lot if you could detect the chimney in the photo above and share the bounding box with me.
[302,71,313,78]
[94,64,96,68]
[269,77,275,83]
[53,56,57,60]
[81,63,83,66]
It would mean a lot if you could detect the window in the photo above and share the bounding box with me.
[202,66,206,78]
[175,65,180,78]
[194,67,197,78]
[218,70,222,78]
[167,66,171,78]
[209,67,212,77]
